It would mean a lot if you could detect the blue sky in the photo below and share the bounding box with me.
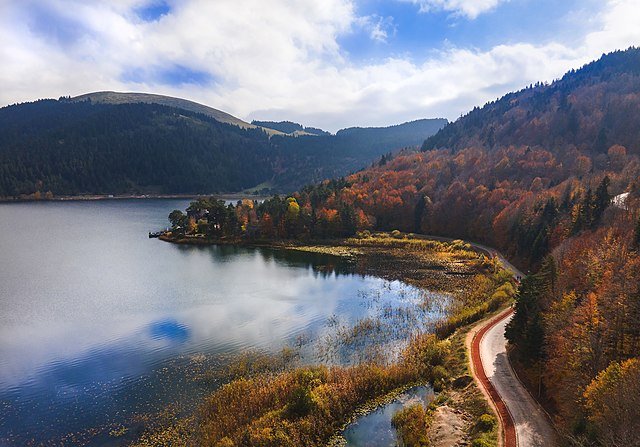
[341,0,598,61]
[0,0,637,131]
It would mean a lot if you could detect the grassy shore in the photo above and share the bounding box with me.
[133,233,514,446]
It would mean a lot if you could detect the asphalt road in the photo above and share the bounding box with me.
[422,234,559,446]
[471,242,560,447]
[480,312,559,446]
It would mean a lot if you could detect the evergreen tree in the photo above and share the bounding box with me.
[592,175,611,225]
[506,275,545,361]
[506,256,557,361]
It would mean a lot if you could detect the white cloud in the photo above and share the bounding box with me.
[1,0,640,132]
[355,14,396,43]
[400,0,508,19]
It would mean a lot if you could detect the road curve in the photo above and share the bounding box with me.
[420,234,559,446]
[464,241,559,447]
[476,309,559,447]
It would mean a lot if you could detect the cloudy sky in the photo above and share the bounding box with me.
[1,0,639,131]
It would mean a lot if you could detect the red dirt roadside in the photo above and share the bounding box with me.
[470,308,517,447]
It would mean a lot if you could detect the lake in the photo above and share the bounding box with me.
[0,200,444,446]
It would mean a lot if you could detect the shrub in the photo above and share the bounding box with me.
[391,404,430,447]
[287,385,315,418]
[471,438,493,447]
[214,437,234,447]
[475,413,497,432]
[391,229,403,239]
[432,365,449,391]
[496,282,515,297]
[403,334,448,377]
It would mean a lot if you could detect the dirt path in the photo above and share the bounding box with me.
[429,405,466,447]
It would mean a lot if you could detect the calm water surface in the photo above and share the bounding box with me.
[0,200,441,446]
[343,386,435,447]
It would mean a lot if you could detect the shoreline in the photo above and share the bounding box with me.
[158,233,487,292]
[134,233,512,446]
[0,193,269,203]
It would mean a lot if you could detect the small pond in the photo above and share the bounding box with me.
[342,385,435,447]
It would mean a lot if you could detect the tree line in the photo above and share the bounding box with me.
[0,100,444,198]
[164,48,640,446]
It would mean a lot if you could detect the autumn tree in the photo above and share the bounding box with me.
[583,359,640,446]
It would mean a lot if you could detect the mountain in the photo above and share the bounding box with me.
[69,91,283,135]
[423,48,640,156]
[224,48,640,445]
[272,48,640,260]
[0,95,446,197]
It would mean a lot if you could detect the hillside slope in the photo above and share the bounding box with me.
[221,47,639,447]
[0,97,445,197]
[423,48,640,156]
[69,91,282,134]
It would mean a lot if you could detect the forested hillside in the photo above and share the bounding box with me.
[423,48,640,155]
[167,48,640,445]
[0,97,445,198]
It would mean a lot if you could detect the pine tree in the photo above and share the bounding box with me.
[592,176,611,225]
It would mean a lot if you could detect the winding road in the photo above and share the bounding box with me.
[466,243,559,447]
[422,235,559,446]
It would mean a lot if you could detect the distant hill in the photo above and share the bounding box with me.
[0,95,445,197]
[338,119,447,149]
[251,120,331,136]
[68,91,284,135]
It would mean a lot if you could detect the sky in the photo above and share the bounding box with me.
[1,0,639,132]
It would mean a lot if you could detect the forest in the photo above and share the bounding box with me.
[0,99,445,197]
[167,47,640,446]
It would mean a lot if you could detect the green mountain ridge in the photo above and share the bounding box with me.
[68,91,285,135]
[0,95,446,197]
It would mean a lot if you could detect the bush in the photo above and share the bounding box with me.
[287,385,314,418]
[391,404,430,447]
[214,438,234,447]
[471,438,493,447]
[475,413,497,432]
[432,365,449,391]
[403,334,448,377]
[496,282,515,297]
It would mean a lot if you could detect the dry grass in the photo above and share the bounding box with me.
[131,234,514,447]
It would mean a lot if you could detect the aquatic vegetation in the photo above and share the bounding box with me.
[130,238,514,446]
[391,404,430,447]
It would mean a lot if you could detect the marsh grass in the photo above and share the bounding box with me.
[131,236,514,447]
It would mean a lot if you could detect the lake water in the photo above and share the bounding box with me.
[0,200,443,446]
[343,386,435,447]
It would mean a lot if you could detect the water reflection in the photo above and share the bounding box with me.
[343,386,435,447]
[0,201,441,446]
[149,319,190,342]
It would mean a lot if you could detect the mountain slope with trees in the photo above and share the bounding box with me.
[167,47,640,445]
[0,96,445,198]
